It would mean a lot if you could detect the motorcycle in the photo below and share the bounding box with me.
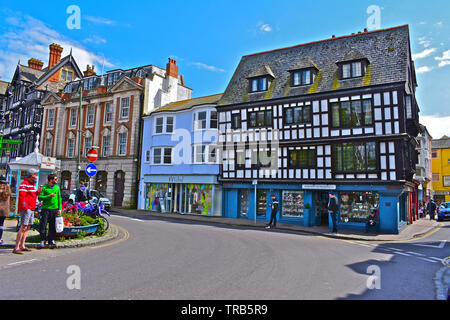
[77,199,111,231]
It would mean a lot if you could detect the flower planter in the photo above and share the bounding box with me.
[32,223,100,238]
[57,224,100,237]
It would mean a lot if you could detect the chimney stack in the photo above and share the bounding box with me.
[48,43,63,68]
[28,58,44,70]
[84,65,96,77]
[166,58,178,79]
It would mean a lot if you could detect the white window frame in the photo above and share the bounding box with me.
[86,105,95,126]
[102,135,111,157]
[153,115,175,135]
[104,102,113,123]
[120,97,130,120]
[67,138,75,158]
[152,147,172,165]
[45,137,52,157]
[117,132,127,156]
[69,109,77,127]
[193,109,218,131]
[47,109,55,128]
[84,136,92,156]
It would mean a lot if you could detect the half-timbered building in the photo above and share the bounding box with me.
[217,25,420,234]
[0,43,83,171]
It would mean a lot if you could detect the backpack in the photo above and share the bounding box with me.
[0,184,11,202]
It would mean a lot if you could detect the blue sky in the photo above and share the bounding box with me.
[1,0,449,138]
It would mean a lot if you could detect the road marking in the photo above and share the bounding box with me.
[429,257,444,263]
[391,251,411,257]
[90,225,129,250]
[442,257,450,267]
[7,259,38,266]
[406,251,426,257]
[413,240,447,249]
[110,215,143,222]
[418,257,439,263]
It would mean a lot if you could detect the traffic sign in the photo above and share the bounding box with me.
[86,148,98,162]
[86,163,97,177]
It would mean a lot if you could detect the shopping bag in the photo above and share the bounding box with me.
[55,216,64,233]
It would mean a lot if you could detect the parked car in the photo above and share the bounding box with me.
[68,189,111,211]
[437,202,450,221]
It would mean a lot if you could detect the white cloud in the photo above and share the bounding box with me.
[419,21,426,25]
[435,21,443,27]
[418,36,432,48]
[412,48,436,60]
[420,115,450,139]
[191,62,225,72]
[83,35,107,45]
[416,66,433,74]
[84,15,116,26]
[435,50,450,68]
[0,13,113,81]
[260,24,272,32]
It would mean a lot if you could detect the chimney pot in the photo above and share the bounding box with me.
[166,58,178,79]
[48,43,63,69]
[28,58,44,70]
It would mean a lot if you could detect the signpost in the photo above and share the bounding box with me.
[86,148,98,163]
[86,163,97,177]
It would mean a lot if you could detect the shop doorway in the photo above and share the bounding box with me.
[316,191,329,226]
[239,189,249,218]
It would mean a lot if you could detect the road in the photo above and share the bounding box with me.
[0,215,448,300]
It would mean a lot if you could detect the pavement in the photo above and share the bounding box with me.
[109,208,441,242]
[0,218,118,250]
[0,209,441,251]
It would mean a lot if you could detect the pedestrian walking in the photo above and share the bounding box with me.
[38,174,62,248]
[265,194,279,229]
[0,176,11,245]
[427,199,437,220]
[75,182,90,203]
[327,192,339,233]
[418,202,425,219]
[13,169,40,254]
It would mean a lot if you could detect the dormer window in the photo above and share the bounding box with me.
[340,60,366,79]
[250,77,268,92]
[291,69,312,86]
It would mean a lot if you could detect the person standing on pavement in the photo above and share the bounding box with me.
[38,174,62,248]
[265,194,279,229]
[427,199,437,220]
[0,177,11,245]
[13,169,41,254]
[327,192,339,233]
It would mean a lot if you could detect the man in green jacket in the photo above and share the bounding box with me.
[38,174,62,248]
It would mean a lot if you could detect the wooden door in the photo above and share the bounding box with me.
[114,170,125,207]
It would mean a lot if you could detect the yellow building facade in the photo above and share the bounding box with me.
[431,136,450,203]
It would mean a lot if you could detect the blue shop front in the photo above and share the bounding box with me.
[222,182,408,234]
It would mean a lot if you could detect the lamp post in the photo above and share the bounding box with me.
[76,85,83,188]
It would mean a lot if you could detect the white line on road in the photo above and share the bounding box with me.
[7,259,38,266]
[429,257,444,262]
[406,251,426,257]
[110,215,143,222]
[418,257,439,263]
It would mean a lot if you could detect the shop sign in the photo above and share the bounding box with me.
[41,156,56,170]
[302,184,336,190]
[169,176,184,183]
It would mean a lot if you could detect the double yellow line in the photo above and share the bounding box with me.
[90,224,130,249]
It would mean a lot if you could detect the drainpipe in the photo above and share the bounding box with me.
[134,92,145,209]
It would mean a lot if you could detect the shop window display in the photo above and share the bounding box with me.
[187,184,212,215]
[281,191,304,218]
[340,192,379,223]
[145,183,168,212]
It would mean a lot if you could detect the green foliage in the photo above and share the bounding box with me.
[94,218,106,236]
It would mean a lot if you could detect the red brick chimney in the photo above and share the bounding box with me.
[28,58,44,70]
[166,58,178,79]
[48,43,63,68]
[48,43,63,82]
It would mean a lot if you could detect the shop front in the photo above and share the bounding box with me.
[222,183,406,234]
[142,174,221,216]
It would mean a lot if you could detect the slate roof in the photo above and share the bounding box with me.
[151,93,223,115]
[218,25,411,106]
[18,65,45,83]
[432,136,450,149]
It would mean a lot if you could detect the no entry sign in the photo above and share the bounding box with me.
[87,148,98,162]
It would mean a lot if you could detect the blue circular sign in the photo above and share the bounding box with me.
[86,163,97,177]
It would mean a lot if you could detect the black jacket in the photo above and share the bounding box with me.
[271,199,279,215]
[327,197,338,213]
